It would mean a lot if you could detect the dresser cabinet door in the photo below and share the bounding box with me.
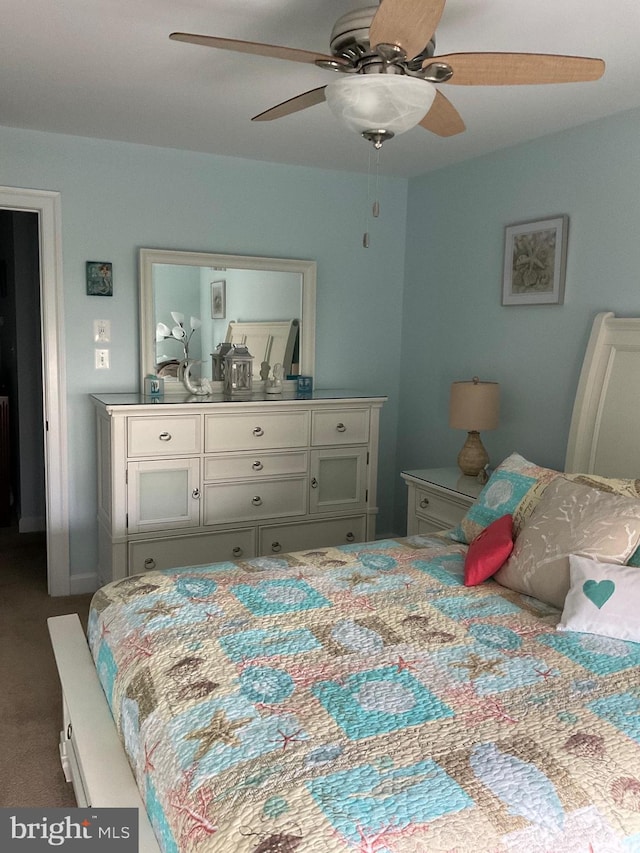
[127,458,200,533]
[309,447,368,514]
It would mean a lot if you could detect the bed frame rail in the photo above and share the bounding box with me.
[47,614,160,853]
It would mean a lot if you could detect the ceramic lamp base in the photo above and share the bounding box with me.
[457,431,489,477]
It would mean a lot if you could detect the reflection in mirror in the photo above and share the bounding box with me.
[139,249,316,392]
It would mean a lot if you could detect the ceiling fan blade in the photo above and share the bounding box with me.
[431,52,605,85]
[419,91,465,136]
[369,0,446,62]
[252,87,327,122]
[169,32,348,67]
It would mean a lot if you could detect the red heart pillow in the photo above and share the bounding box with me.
[464,514,514,586]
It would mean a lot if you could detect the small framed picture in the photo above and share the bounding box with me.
[86,261,113,296]
[211,279,226,319]
[502,215,568,306]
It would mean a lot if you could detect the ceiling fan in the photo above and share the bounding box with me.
[170,0,605,149]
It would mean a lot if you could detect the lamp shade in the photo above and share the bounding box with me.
[325,75,436,137]
[449,378,500,432]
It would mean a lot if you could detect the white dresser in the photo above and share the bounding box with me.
[93,391,386,583]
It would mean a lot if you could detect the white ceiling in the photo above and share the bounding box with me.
[2,0,639,178]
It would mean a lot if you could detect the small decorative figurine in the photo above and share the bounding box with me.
[477,464,490,485]
[266,363,284,396]
[182,361,212,396]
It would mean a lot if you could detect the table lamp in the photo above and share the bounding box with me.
[449,377,500,476]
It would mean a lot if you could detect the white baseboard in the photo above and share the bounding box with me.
[18,515,46,533]
[69,572,100,596]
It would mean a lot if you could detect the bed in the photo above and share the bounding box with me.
[49,312,640,852]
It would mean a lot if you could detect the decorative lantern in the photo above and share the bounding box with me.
[224,344,254,396]
[211,342,232,382]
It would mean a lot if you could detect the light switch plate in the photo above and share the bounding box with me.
[95,348,110,369]
[93,319,111,343]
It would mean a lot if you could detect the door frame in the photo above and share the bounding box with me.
[0,186,70,595]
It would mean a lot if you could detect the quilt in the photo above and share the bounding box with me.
[88,536,640,853]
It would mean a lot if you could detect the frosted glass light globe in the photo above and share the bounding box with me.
[325,75,436,136]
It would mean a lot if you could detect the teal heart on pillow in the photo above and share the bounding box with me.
[582,579,615,609]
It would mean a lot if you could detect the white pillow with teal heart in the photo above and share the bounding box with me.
[558,554,640,643]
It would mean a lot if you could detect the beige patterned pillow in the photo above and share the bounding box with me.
[493,476,640,608]
[567,473,640,499]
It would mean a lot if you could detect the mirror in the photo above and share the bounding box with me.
[139,249,316,392]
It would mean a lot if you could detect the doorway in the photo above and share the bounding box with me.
[0,210,46,532]
[0,187,69,596]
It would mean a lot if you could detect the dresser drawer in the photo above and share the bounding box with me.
[259,515,366,555]
[204,411,309,452]
[129,528,256,572]
[204,451,308,481]
[414,487,469,529]
[311,409,370,446]
[203,478,307,524]
[127,415,200,457]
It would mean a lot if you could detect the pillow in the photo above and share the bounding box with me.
[464,514,514,586]
[568,473,640,567]
[558,554,640,643]
[493,476,640,608]
[449,452,560,545]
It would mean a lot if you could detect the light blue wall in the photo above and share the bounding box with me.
[0,126,408,579]
[398,106,640,531]
[5,104,640,580]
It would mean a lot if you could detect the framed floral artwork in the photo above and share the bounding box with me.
[211,279,226,319]
[502,215,568,306]
[86,261,113,296]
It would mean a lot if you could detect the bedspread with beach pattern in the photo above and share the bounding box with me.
[88,536,640,853]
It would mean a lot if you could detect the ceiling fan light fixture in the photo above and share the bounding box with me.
[325,74,436,139]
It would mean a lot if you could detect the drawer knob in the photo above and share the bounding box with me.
[144,557,156,569]
[419,497,430,508]
[159,431,172,441]
[252,460,263,471]
[232,546,243,557]
[346,532,355,542]
[252,495,263,506]
[253,426,264,437]
[311,477,318,489]
[271,541,282,553]
[192,488,200,499]
[336,422,346,433]
[67,723,73,740]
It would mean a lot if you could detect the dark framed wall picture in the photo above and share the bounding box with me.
[86,261,113,296]
[211,279,226,319]
[502,215,568,306]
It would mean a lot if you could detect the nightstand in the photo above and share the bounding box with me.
[401,467,484,535]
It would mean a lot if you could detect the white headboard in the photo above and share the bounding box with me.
[225,319,298,378]
[565,312,640,477]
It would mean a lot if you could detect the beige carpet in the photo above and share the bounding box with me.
[0,523,93,807]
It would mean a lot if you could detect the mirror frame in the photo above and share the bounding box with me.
[139,248,316,389]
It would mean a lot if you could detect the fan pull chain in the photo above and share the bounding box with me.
[363,147,382,248]
[373,147,381,218]
[363,146,372,248]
